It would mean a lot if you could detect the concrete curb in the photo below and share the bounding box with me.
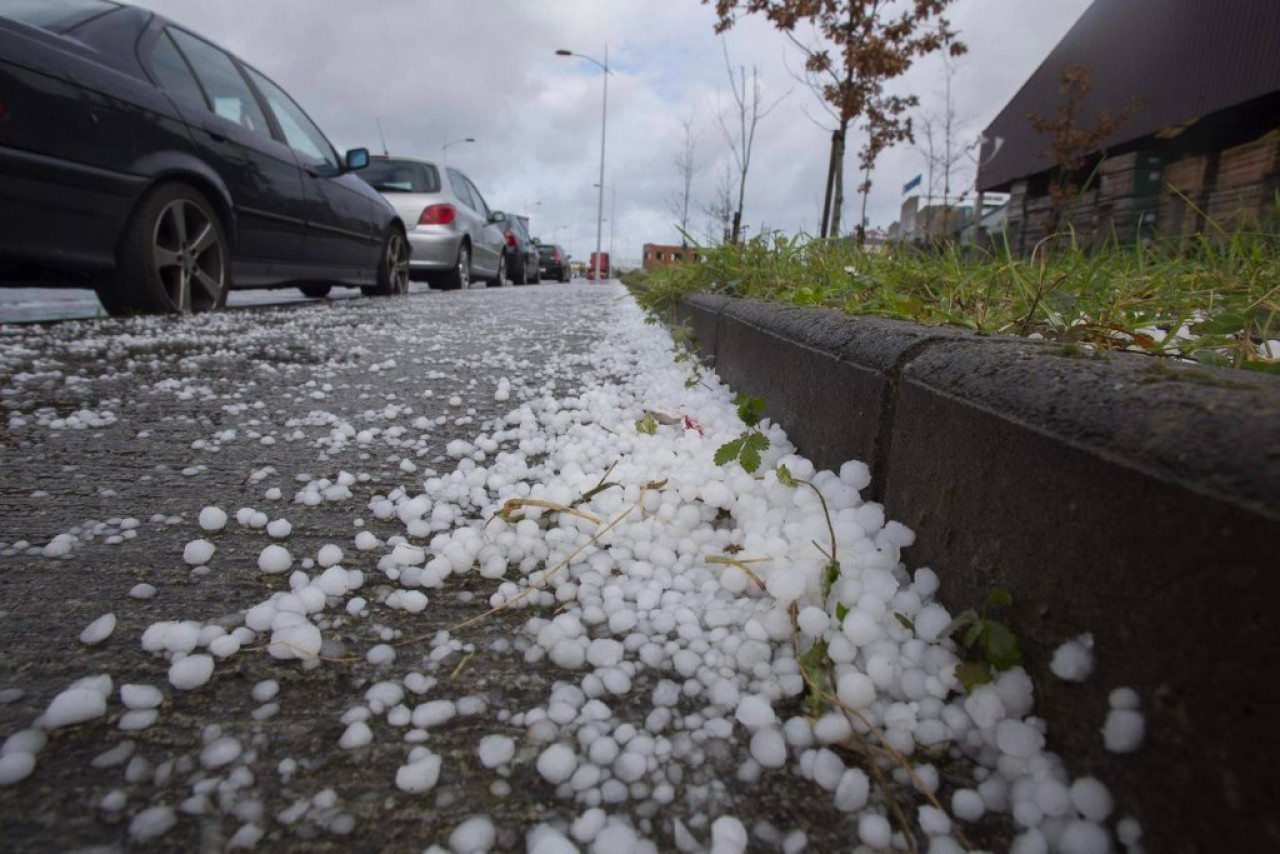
[676,293,1280,852]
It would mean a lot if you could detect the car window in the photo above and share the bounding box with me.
[167,28,271,139]
[147,31,207,107]
[538,246,555,258]
[361,160,441,193]
[242,66,338,171]
[447,169,475,210]
[0,0,118,32]
[463,176,491,219]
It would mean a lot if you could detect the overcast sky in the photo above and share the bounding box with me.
[134,0,1092,264]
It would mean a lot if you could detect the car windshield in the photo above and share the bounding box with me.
[359,160,440,194]
[0,0,119,32]
[538,246,556,258]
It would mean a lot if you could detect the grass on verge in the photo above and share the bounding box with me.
[626,226,1280,374]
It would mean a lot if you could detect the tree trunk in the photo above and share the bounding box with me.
[830,130,847,238]
[858,161,871,245]
[819,128,842,239]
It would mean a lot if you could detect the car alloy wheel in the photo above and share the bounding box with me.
[457,245,471,289]
[152,196,226,313]
[386,229,410,295]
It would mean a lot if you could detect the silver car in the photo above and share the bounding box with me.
[359,156,506,289]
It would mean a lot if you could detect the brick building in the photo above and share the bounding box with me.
[642,243,701,271]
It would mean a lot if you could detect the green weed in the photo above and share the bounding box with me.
[629,227,1280,372]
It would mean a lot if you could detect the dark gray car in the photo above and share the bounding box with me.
[497,212,541,285]
[0,0,409,314]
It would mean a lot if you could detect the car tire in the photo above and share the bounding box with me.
[299,284,332,299]
[486,254,506,287]
[531,264,541,284]
[439,243,470,290]
[362,227,410,297]
[99,182,228,316]
[513,256,528,285]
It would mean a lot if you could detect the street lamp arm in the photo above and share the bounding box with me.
[557,44,610,280]
[555,49,609,73]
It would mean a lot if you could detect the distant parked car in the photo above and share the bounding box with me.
[359,157,505,289]
[496,212,540,285]
[538,244,571,283]
[0,0,408,314]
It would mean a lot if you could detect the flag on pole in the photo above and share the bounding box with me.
[903,174,922,195]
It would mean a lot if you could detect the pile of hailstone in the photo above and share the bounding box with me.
[7,295,1142,853]
[360,304,1139,852]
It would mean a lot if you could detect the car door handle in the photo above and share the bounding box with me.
[201,125,228,143]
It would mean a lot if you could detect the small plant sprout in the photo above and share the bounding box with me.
[715,394,770,473]
[774,462,844,716]
[941,586,1024,692]
[668,322,710,388]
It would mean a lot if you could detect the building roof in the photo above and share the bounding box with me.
[976,0,1280,192]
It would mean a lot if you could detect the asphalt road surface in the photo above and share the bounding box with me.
[0,282,870,853]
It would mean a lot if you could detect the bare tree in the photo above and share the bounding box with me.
[914,49,970,235]
[666,114,702,245]
[715,40,786,244]
[699,159,736,244]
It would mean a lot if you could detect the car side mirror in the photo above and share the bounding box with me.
[489,211,506,224]
[345,148,370,171]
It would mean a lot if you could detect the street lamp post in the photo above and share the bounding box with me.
[594,182,616,264]
[556,45,609,280]
[441,136,475,165]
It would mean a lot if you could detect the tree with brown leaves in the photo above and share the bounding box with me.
[705,0,964,242]
[1027,62,1146,230]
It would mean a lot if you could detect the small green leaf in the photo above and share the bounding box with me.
[896,296,925,318]
[1045,289,1076,314]
[775,464,797,488]
[893,612,915,633]
[735,394,767,427]
[821,559,841,598]
[1242,359,1280,375]
[956,660,992,693]
[798,640,830,716]
[635,415,657,435]
[981,620,1023,671]
[963,621,984,649]
[940,609,979,640]
[985,586,1013,611]
[714,439,743,467]
[1191,313,1247,335]
[835,603,849,622]
[740,441,762,473]
[744,431,770,452]
[1192,348,1232,367]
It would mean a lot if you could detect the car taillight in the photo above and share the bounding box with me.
[553,250,561,261]
[418,204,455,225]
[504,229,516,247]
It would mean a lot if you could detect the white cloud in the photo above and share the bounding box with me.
[133,0,1091,262]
